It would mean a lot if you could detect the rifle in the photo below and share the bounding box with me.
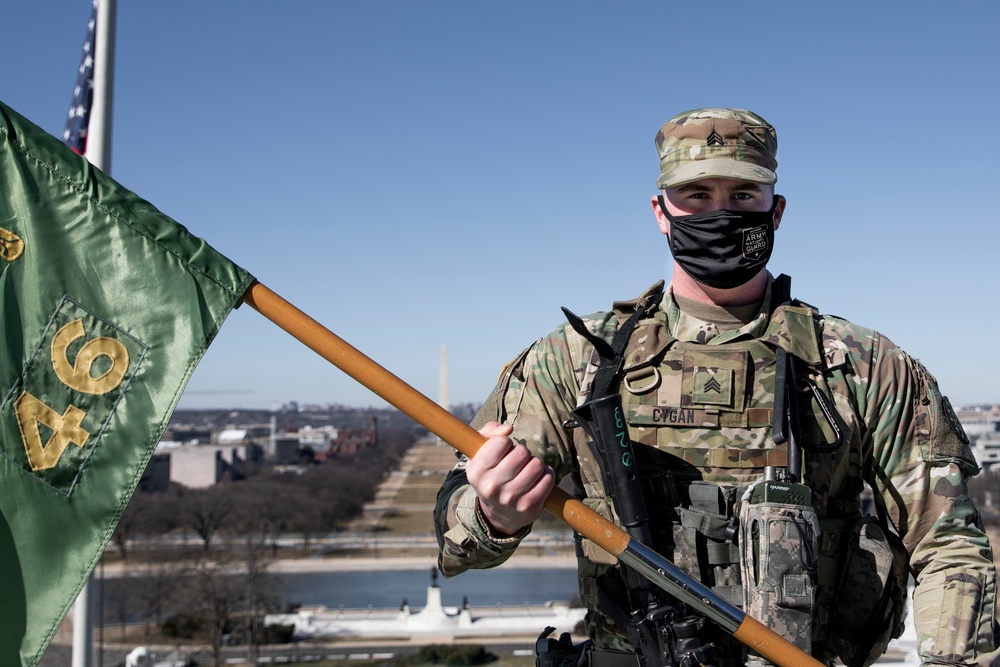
[574,393,716,667]
[563,301,714,667]
[242,281,825,667]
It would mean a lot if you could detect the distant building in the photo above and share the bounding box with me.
[273,436,302,465]
[298,425,339,447]
[336,416,378,455]
[973,434,1000,470]
[957,405,1000,471]
[217,428,249,445]
[162,425,212,445]
[450,402,482,424]
[157,443,261,488]
[137,452,171,493]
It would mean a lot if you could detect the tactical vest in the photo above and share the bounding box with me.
[567,282,873,660]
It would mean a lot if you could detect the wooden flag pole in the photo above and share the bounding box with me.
[241,280,825,667]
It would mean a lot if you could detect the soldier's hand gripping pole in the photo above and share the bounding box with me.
[241,281,826,667]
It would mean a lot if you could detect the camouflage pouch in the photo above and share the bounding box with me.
[828,516,908,667]
[738,481,820,661]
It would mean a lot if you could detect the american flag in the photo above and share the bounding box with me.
[63,0,98,155]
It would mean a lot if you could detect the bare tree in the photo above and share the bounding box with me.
[238,539,277,665]
[176,545,276,667]
[185,554,242,667]
[111,491,149,559]
[133,559,190,641]
[105,564,134,643]
[180,487,234,551]
[230,478,299,547]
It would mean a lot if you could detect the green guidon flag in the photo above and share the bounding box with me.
[0,100,254,665]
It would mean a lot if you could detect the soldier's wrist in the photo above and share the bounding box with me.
[475,498,529,544]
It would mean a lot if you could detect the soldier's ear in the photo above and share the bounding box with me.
[772,195,786,231]
[652,194,670,235]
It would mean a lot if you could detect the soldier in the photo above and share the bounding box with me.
[434,109,999,667]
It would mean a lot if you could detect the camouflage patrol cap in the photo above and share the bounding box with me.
[655,108,778,189]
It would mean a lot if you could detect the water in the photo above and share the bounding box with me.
[98,566,580,623]
[276,567,579,610]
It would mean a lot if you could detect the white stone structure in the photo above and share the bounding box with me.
[265,583,584,642]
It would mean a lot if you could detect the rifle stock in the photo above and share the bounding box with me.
[241,281,825,667]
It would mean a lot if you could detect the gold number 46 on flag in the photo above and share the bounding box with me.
[1,296,147,495]
[15,317,131,471]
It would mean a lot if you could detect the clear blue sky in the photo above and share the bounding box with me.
[4,2,999,410]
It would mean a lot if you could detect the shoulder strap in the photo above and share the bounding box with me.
[561,283,662,401]
[771,274,845,458]
[772,273,792,313]
[562,305,646,401]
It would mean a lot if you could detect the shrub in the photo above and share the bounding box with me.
[416,644,494,666]
[260,623,296,644]
[161,612,206,639]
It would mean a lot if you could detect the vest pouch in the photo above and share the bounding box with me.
[828,516,908,667]
[671,482,742,606]
[738,481,820,662]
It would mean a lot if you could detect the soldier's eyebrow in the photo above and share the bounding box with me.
[730,181,766,192]
[673,181,764,193]
[674,183,712,193]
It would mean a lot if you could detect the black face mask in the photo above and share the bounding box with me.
[657,195,778,290]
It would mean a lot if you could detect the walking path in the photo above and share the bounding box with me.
[345,436,459,533]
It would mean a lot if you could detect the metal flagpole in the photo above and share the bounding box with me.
[87,0,116,173]
[72,1,117,666]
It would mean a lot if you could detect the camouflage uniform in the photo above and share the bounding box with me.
[435,108,998,666]
[434,276,998,666]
